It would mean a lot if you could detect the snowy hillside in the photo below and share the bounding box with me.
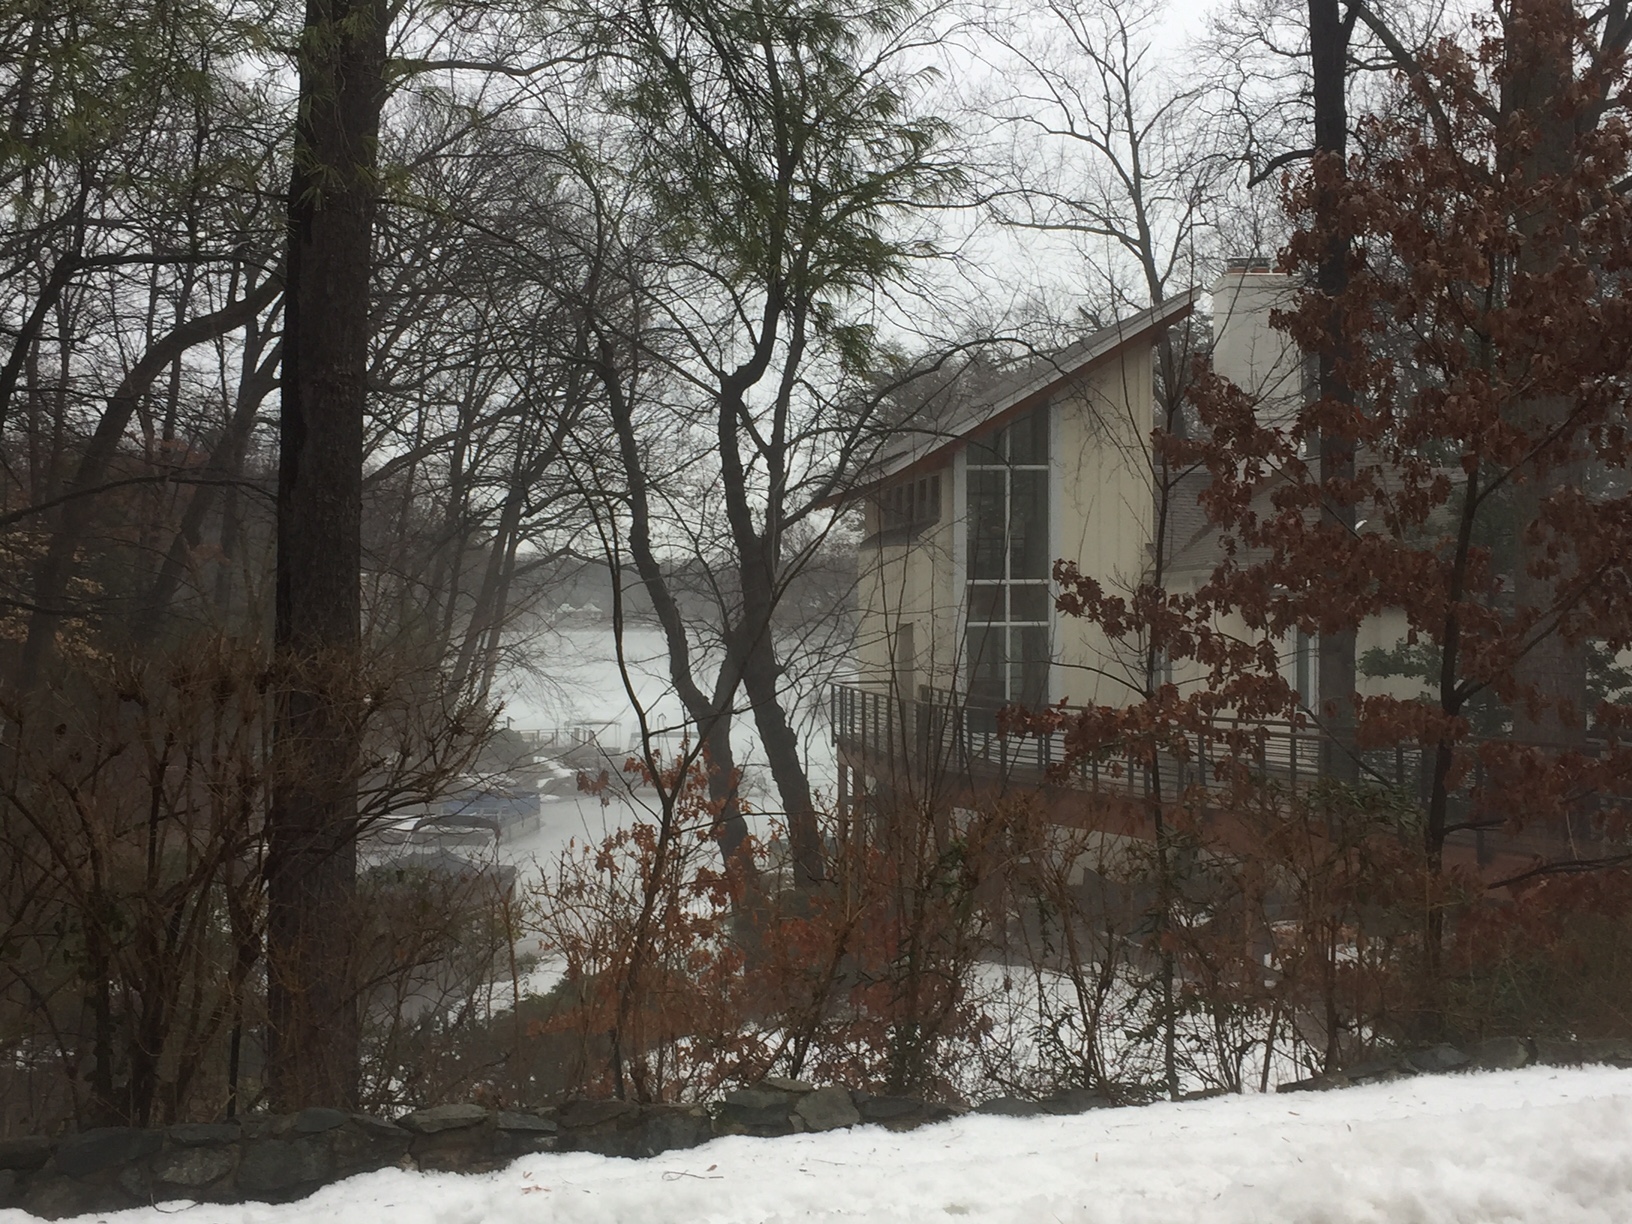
[12,1067,1632,1224]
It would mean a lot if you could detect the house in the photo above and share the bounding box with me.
[837,264,1341,723]
[824,264,1560,876]
[843,290,1193,721]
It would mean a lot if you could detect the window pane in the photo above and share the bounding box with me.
[1009,583,1049,622]
[968,470,1007,579]
[1008,404,1049,464]
[967,583,1005,622]
[1009,469,1048,579]
[967,431,1004,467]
[1014,626,1050,707]
[966,625,1007,704]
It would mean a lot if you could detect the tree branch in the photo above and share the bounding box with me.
[1247,146,1315,188]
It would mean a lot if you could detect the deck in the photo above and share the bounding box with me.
[830,683,1627,885]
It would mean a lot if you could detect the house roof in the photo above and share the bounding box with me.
[825,290,1198,508]
[1159,463,1216,573]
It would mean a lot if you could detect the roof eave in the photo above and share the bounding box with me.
[817,289,1198,511]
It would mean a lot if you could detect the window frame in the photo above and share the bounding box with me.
[964,404,1052,708]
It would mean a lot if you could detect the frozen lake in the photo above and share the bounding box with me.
[493,622,840,805]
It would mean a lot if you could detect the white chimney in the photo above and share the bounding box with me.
[1210,259,1305,431]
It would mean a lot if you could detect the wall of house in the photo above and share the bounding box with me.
[1050,349,1157,706]
[853,468,959,698]
[853,347,1159,709]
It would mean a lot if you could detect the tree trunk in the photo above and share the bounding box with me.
[265,0,385,1111]
[716,379,823,885]
[598,339,753,861]
[1309,0,1359,783]
[739,606,824,884]
[1501,0,1589,748]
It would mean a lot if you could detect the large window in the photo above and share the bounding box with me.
[965,404,1050,708]
[1295,630,1317,710]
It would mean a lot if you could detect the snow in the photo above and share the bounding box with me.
[14,1067,1632,1224]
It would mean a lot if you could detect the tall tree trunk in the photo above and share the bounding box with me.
[716,366,823,885]
[737,543,824,885]
[265,0,385,1111]
[1501,0,1588,748]
[1310,0,1359,783]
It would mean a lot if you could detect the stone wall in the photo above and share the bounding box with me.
[0,1079,964,1219]
[1275,1035,1632,1093]
[3,1038,1627,1220]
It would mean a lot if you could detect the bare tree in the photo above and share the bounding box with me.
[556,0,966,883]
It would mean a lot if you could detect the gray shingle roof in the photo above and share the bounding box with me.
[836,291,1198,504]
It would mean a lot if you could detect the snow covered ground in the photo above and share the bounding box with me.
[15,1067,1632,1224]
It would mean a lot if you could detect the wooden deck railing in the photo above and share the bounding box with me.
[830,683,1627,870]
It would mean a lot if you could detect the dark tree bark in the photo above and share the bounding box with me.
[265,0,386,1111]
[1500,0,1590,748]
[718,389,824,886]
[1309,0,1360,784]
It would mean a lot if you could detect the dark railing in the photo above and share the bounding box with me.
[834,683,1399,793]
[830,682,1627,870]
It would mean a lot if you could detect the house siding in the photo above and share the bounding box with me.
[854,467,959,697]
[1052,349,1156,706]
[855,347,1158,708]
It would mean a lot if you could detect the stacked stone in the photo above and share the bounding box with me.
[972,1087,1113,1118]
[713,1077,961,1135]
[3,1040,1624,1218]
[1277,1036,1632,1093]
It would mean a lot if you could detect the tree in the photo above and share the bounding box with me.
[1493,0,1632,747]
[981,0,1235,322]
[570,0,963,881]
[1307,0,1360,783]
[0,0,287,686]
[359,94,598,712]
[1027,0,1632,1046]
[1189,0,1632,995]
[1213,0,1477,782]
[265,0,387,1110]
[0,0,632,1122]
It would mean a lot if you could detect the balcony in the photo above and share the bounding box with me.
[830,682,1629,880]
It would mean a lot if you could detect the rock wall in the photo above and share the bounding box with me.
[3,1038,1627,1220]
[0,1080,962,1219]
[1276,1035,1632,1093]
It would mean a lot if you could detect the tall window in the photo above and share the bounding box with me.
[1295,630,1317,710]
[965,404,1050,708]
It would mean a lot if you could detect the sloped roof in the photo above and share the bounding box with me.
[1158,463,1215,572]
[828,290,1198,507]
